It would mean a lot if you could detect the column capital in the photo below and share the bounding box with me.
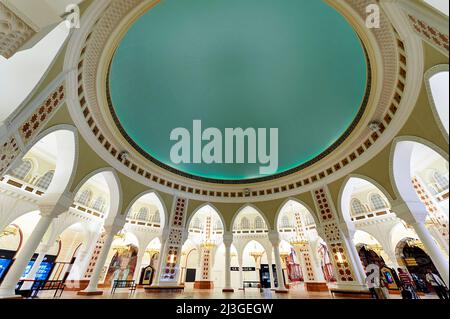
[104,223,124,236]
[223,232,233,246]
[38,193,74,217]
[268,230,280,246]
[392,201,427,224]
[181,229,189,243]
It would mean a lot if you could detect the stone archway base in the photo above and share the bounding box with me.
[222,288,234,292]
[194,281,214,289]
[305,282,329,292]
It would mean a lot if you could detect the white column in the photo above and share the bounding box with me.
[413,222,449,286]
[0,214,54,298]
[24,245,50,280]
[238,255,243,290]
[132,250,145,284]
[152,232,168,286]
[269,231,287,291]
[344,232,367,286]
[272,243,287,291]
[80,224,121,293]
[223,233,233,292]
[308,244,326,282]
[428,225,449,256]
[293,245,308,281]
[267,253,275,289]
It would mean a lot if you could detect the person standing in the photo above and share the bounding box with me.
[365,271,378,299]
[379,270,391,299]
[426,269,448,300]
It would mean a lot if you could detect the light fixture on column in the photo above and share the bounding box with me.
[114,230,125,240]
[169,253,176,264]
[407,238,425,250]
[112,245,128,255]
[145,248,159,257]
[202,239,215,250]
[290,238,308,248]
[0,225,18,238]
[279,252,289,265]
[367,243,383,256]
[250,243,264,265]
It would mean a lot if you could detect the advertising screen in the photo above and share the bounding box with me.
[21,260,35,279]
[0,258,12,280]
[35,262,54,281]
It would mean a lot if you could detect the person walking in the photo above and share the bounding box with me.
[397,268,419,299]
[425,269,448,300]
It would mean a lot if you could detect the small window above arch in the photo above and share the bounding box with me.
[135,207,149,221]
[369,193,388,211]
[76,188,92,206]
[92,197,106,212]
[35,170,54,190]
[240,217,250,230]
[254,216,265,229]
[8,159,33,181]
[351,198,367,216]
[433,171,449,192]
[281,215,291,228]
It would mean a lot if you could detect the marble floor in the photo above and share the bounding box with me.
[35,284,440,300]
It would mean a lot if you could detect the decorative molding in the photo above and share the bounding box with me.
[0,136,20,176]
[312,187,357,283]
[407,14,449,55]
[0,2,35,59]
[19,85,65,143]
[159,197,188,282]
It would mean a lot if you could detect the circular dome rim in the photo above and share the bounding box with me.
[105,9,372,185]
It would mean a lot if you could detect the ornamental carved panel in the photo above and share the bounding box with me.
[20,85,65,143]
[0,136,20,176]
[0,2,35,59]
[408,14,449,54]
[330,243,355,282]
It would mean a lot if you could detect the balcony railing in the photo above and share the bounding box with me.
[0,175,46,196]
[351,208,393,222]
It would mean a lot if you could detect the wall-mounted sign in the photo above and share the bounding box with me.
[230,267,257,271]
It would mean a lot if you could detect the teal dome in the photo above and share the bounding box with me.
[109,0,368,182]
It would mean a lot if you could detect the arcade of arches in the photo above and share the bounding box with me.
[0,0,449,299]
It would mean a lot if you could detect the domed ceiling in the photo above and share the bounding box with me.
[108,0,368,182]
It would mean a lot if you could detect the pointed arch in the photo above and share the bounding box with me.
[338,174,396,225]
[72,168,123,223]
[425,64,449,142]
[231,204,270,232]
[123,190,168,229]
[186,202,225,232]
[390,136,448,221]
[5,125,78,197]
[274,198,320,231]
